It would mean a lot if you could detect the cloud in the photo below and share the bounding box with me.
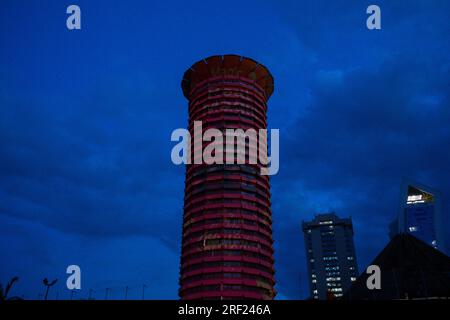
[271,40,450,298]
[1,0,449,300]
[0,214,179,299]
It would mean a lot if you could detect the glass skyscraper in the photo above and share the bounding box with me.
[391,182,445,252]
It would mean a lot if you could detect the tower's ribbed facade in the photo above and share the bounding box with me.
[179,55,275,300]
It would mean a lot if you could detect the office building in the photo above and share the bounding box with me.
[390,181,444,252]
[302,213,359,299]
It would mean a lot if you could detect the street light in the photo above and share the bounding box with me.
[42,278,58,300]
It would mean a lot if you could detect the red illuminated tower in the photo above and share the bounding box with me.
[179,55,275,300]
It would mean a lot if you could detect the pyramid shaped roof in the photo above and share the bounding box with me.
[344,233,450,299]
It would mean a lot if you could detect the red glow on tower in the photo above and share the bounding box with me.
[179,55,276,300]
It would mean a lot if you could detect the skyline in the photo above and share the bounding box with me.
[1,0,450,300]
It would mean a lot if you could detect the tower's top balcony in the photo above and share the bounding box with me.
[181,54,274,99]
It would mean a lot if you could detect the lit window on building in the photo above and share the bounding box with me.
[323,256,338,261]
[407,194,423,204]
[325,266,340,271]
[326,277,341,281]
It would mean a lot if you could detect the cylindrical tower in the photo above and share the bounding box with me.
[179,55,275,300]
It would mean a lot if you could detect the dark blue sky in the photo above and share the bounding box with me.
[1,0,449,299]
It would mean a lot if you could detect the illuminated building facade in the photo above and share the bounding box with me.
[178,55,276,300]
[302,213,358,300]
[390,181,445,252]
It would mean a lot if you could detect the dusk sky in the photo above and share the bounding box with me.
[1,0,449,299]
